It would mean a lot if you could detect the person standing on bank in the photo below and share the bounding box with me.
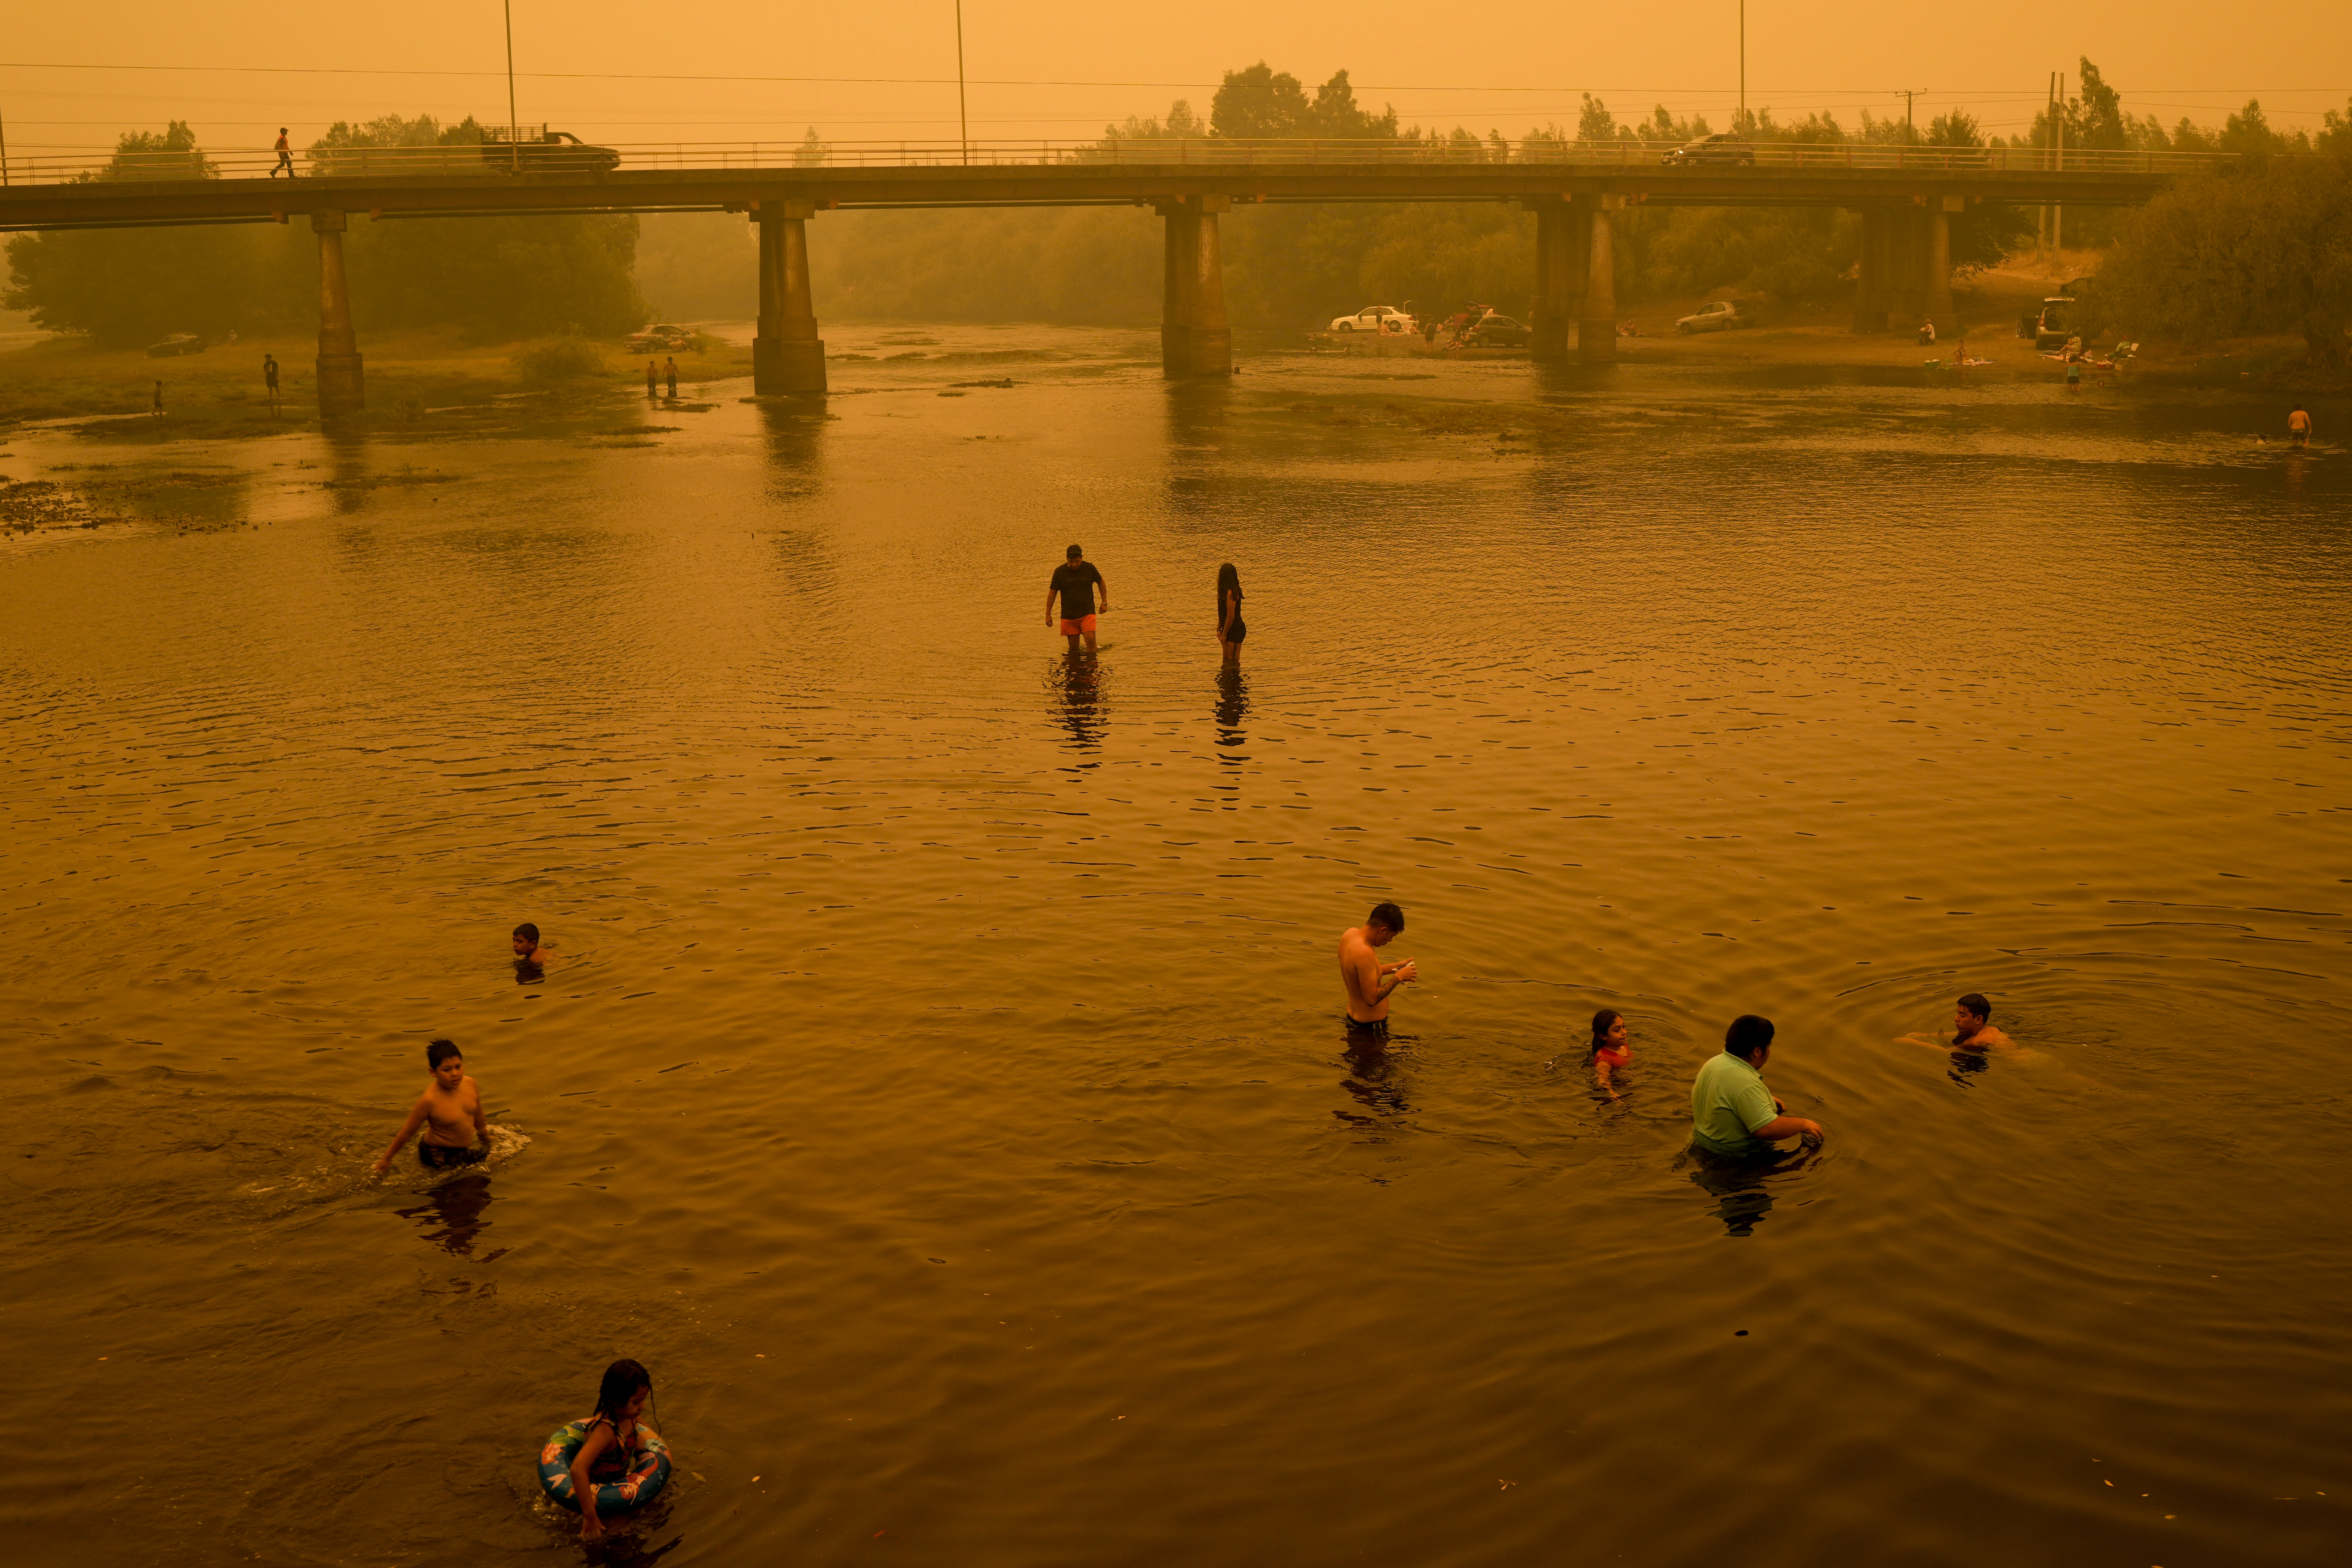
[1046,544,1108,653]
[664,357,678,398]
[263,354,280,415]
[1216,562,1247,664]
[646,359,659,397]
[1689,1014,1823,1157]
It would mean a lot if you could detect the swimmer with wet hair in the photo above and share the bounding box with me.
[573,1358,663,1545]
[372,1039,490,1174]
[1899,993,2014,1053]
[1589,1008,1632,1099]
[512,922,551,967]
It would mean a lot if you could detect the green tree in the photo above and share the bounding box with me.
[2099,151,2352,367]
[1210,64,1311,138]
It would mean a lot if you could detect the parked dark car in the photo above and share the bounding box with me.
[1466,313,1533,347]
[1661,134,1756,167]
[146,334,206,358]
[480,126,623,174]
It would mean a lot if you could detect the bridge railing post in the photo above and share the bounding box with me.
[311,208,366,419]
[753,199,827,395]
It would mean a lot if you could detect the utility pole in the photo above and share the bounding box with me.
[955,0,970,165]
[504,0,520,173]
[1738,0,1745,132]
[2052,71,2066,256]
[1899,88,1919,144]
[0,95,10,186]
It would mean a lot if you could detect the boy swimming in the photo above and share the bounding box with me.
[512,922,552,968]
[372,1039,490,1173]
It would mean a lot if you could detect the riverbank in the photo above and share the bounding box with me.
[0,329,755,438]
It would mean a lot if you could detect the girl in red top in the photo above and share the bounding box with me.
[1588,1008,1632,1099]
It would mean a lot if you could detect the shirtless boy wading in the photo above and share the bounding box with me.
[1339,902,1416,1030]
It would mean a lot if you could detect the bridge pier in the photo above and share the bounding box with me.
[753,200,826,395]
[1924,196,1959,341]
[1157,196,1231,377]
[1529,197,1583,362]
[1575,195,1617,363]
[1852,208,1890,333]
[312,209,365,419]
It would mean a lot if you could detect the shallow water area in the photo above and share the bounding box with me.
[4,325,2349,1566]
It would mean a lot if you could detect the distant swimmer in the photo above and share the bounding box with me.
[1899,992,2013,1054]
[1216,561,1247,664]
[1046,543,1109,653]
[2289,404,2312,444]
[373,1038,490,1173]
[512,921,552,969]
[1689,1014,1822,1156]
[1588,1008,1632,1099]
[1339,901,1416,1033]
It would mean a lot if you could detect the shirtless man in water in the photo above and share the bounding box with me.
[1339,902,1416,1032]
[373,1039,491,1173]
[1900,993,2013,1053]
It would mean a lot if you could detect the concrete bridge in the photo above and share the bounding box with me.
[0,138,2208,416]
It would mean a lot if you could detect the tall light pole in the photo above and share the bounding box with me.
[955,1,970,164]
[1738,1,1745,132]
[504,0,520,173]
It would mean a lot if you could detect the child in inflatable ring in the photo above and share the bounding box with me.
[563,1359,667,1544]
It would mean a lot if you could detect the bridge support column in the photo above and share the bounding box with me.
[754,200,826,395]
[1575,195,1617,363]
[1888,206,1928,336]
[1924,195,1959,341]
[312,209,365,419]
[1157,196,1232,377]
[1530,197,1580,362]
[1852,209,1890,333]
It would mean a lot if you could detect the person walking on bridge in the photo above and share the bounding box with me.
[270,128,298,179]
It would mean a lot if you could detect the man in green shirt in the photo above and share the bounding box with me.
[1689,1015,1824,1156]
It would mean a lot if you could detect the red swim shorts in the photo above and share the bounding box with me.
[1058,614,1099,636]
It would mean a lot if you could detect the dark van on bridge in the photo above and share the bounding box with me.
[480,126,623,174]
[1661,134,1757,167]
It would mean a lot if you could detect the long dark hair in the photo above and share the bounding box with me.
[1217,562,1241,622]
[594,1358,653,1425]
[1588,1009,1622,1059]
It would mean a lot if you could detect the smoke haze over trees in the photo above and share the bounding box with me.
[5,115,641,346]
[7,61,2349,359]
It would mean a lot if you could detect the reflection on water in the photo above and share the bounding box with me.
[394,1170,504,1261]
[3,325,2348,1568]
[1049,651,1106,755]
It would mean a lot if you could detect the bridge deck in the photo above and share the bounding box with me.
[0,145,2192,232]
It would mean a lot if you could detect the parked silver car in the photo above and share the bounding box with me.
[1675,301,1748,334]
[1329,306,1417,334]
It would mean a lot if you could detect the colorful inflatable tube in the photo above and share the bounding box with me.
[537,1420,672,1515]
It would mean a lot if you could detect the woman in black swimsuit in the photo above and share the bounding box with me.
[1217,562,1247,664]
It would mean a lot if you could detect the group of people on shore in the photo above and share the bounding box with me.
[1339,901,2014,1160]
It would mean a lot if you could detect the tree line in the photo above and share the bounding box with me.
[4,116,642,347]
[8,66,2349,365]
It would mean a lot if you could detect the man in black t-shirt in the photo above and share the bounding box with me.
[1044,544,1109,652]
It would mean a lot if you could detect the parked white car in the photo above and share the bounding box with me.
[1330,306,1417,334]
[1675,301,1748,334]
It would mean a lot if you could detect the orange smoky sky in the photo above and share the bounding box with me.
[4,1,2346,157]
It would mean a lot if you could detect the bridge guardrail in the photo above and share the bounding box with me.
[0,137,2226,187]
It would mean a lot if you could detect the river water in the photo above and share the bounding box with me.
[4,325,2347,1567]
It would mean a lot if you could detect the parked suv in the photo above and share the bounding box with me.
[1674,301,1747,334]
[1661,134,1756,167]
